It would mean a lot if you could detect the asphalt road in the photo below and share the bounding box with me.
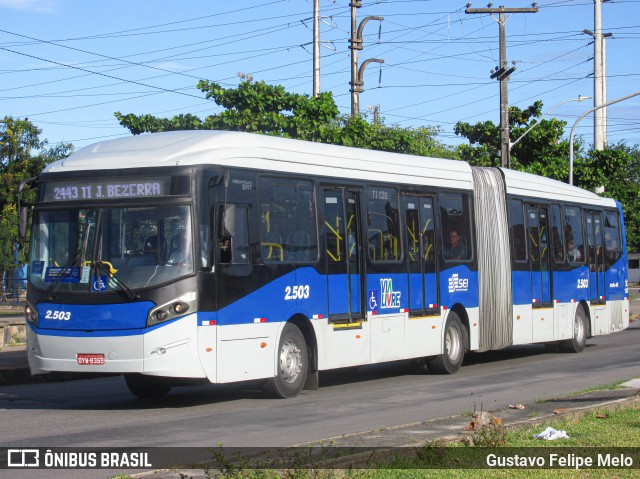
[1,320,638,452]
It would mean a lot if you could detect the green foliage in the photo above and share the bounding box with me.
[574,143,640,250]
[115,80,455,159]
[454,100,569,172]
[0,116,73,275]
[472,421,507,447]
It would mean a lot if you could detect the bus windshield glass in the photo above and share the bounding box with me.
[29,205,193,293]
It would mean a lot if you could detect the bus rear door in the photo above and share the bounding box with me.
[586,210,608,334]
[526,204,553,342]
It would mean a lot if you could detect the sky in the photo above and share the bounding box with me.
[1,0,639,153]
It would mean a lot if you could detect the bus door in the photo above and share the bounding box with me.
[527,205,553,341]
[323,188,364,322]
[402,194,439,316]
[586,210,608,333]
[402,194,440,358]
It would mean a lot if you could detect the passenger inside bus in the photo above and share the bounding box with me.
[567,238,582,262]
[444,229,467,260]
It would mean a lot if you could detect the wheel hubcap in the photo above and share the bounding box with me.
[279,339,302,384]
[445,327,461,361]
[575,316,585,343]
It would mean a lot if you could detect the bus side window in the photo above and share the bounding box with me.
[218,204,250,265]
[604,211,622,263]
[258,177,318,263]
[550,204,564,263]
[564,206,585,263]
[509,199,527,262]
[440,192,472,262]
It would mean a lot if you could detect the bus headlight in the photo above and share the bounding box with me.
[147,292,197,327]
[25,301,38,327]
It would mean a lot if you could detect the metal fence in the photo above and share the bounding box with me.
[0,278,27,304]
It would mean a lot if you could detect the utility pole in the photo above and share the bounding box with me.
[584,0,612,149]
[349,1,384,116]
[313,0,320,97]
[465,3,538,168]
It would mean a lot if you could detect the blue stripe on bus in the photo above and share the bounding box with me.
[512,255,629,306]
[216,267,327,326]
[35,301,155,331]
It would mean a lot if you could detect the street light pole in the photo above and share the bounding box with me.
[568,90,640,185]
[509,96,591,153]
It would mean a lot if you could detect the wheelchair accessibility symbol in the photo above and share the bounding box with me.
[368,289,379,311]
[92,275,108,292]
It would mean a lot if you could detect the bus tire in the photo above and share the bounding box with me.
[266,323,308,398]
[559,307,588,353]
[124,374,172,399]
[427,312,465,374]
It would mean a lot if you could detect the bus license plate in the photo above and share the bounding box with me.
[76,354,105,365]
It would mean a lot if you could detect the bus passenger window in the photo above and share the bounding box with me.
[604,212,622,263]
[509,199,527,262]
[258,177,318,263]
[564,206,584,263]
[550,205,564,263]
[440,192,472,261]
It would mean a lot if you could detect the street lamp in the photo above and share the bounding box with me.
[568,90,640,185]
[509,96,591,154]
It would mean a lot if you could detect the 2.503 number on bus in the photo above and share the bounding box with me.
[284,285,310,300]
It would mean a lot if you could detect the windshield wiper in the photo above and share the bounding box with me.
[42,248,83,301]
[93,261,140,300]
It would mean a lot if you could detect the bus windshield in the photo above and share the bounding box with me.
[29,204,193,293]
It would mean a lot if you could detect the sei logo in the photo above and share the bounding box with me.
[448,274,469,293]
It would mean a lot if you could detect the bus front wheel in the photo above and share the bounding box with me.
[266,323,308,398]
[124,374,173,399]
[427,312,465,374]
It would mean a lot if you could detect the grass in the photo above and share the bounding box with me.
[353,406,640,479]
[567,380,629,396]
[109,403,640,479]
[8,333,25,346]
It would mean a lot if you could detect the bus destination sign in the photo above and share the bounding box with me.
[43,178,172,202]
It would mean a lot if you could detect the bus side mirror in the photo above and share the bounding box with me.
[19,206,29,240]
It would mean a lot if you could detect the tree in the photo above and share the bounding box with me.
[574,143,640,251]
[115,80,455,159]
[454,101,568,175]
[0,117,73,297]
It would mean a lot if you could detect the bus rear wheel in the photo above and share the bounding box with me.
[124,374,173,399]
[266,323,308,398]
[427,312,465,374]
[559,307,588,353]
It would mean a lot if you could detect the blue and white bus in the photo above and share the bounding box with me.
[20,131,629,398]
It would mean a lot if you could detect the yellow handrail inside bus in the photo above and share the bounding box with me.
[83,260,117,275]
[262,243,283,261]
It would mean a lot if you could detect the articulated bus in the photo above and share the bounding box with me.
[20,131,629,398]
